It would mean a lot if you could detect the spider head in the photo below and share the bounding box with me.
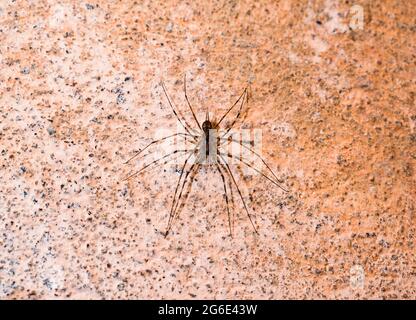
[202,120,213,133]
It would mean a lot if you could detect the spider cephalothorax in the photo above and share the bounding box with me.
[124,75,288,237]
[201,119,213,132]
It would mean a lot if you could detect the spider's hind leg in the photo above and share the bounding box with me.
[165,151,195,237]
[220,150,288,192]
[218,154,259,235]
[219,136,288,190]
[165,160,200,237]
[215,163,233,237]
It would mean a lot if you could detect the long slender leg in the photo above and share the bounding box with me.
[218,138,237,220]
[165,162,200,236]
[218,154,259,234]
[216,87,247,127]
[122,149,191,181]
[171,162,199,224]
[123,152,189,185]
[215,163,233,237]
[166,151,196,235]
[220,88,248,138]
[219,151,288,192]
[220,137,287,186]
[221,136,253,144]
[161,81,196,136]
[124,132,195,164]
[220,161,236,235]
[227,168,235,234]
[184,74,201,130]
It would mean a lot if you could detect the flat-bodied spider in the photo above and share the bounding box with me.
[124,75,288,237]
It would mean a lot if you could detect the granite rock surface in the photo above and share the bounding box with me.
[0,0,415,299]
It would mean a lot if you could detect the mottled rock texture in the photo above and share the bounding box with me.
[0,0,415,299]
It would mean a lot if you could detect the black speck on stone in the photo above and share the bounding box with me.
[21,67,30,74]
[47,127,56,135]
[85,3,95,10]
[316,20,322,25]
[124,76,131,81]
[19,166,26,174]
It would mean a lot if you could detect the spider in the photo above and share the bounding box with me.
[123,75,288,237]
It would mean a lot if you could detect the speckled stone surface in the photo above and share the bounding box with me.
[0,0,415,299]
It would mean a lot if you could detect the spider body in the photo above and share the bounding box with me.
[124,75,288,237]
[200,119,218,164]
